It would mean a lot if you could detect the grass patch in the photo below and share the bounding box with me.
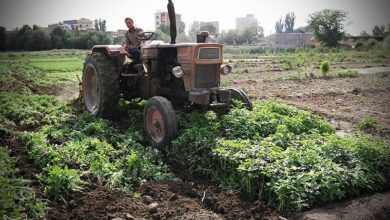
[337,70,359,78]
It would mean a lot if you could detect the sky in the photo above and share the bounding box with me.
[0,0,389,36]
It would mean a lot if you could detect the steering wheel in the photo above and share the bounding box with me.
[136,32,157,43]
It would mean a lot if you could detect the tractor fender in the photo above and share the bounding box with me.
[92,45,127,69]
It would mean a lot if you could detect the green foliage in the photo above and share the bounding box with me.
[383,35,390,50]
[43,165,83,198]
[220,23,264,45]
[20,103,173,194]
[284,12,296,33]
[275,17,284,33]
[320,60,330,76]
[0,93,70,127]
[357,117,382,134]
[0,147,47,219]
[372,25,385,36]
[337,70,358,78]
[354,39,364,48]
[366,38,378,48]
[169,100,389,212]
[308,9,347,47]
[3,24,113,51]
[0,26,6,51]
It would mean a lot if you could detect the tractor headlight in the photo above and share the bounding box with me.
[172,66,184,78]
[220,64,232,75]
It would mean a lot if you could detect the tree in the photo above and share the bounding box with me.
[308,9,347,47]
[0,26,6,51]
[156,24,170,35]
[284,12,296,33]
[240,23,264,44]
[99,19,106,32]
[188,21,200,41]
[50,26,66,49]
[372,25,385,36]
[94,19,99,31]
[220,30,239,45]
[360,30,369,37]
[178,21,185,34]
[155,24,170,42]
[94,19,106,32]
[200,23,217,35]
[275,17,284,33]
[25,29,52,51]
[294,26,310,33]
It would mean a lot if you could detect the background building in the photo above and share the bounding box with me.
[48,18,94,33]
[236,14,258,30]
[273,33,315,46]
[154,10,181,29]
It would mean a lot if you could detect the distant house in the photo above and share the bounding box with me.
[274,33,315,46]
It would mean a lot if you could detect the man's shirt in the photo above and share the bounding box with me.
[125,27,143,49]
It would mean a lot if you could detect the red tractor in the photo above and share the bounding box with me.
[82,0,252,147]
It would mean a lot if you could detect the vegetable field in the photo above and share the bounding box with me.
[1,48,389,219]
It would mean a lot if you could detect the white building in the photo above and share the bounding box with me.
[236,14,258,30]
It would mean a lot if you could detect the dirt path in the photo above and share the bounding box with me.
[292,192,390,220]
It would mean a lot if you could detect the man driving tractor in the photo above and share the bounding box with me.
[124,17,144,64]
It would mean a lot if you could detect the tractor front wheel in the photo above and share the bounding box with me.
[229,88,253,110]
[144,96,177,147]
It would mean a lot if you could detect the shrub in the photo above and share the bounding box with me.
[320,60,330,77]
[384,35,390,50]
[354,39,365,48]
[357,117,382,134]
[366,38,378,48]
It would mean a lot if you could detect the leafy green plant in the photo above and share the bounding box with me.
[43,165,83,197]
[320,61,330,77]
[168,100,389,212]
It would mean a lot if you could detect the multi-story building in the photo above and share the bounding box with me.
[154,10,181,29]
[236,14,258,30]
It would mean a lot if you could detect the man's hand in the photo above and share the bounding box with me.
[138,32,146,36]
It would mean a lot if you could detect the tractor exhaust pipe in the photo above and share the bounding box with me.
[167,0,177,44]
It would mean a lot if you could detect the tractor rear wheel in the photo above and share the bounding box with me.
[144,96,177,147]
[82,53,120,118]
[229,88,253,110]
